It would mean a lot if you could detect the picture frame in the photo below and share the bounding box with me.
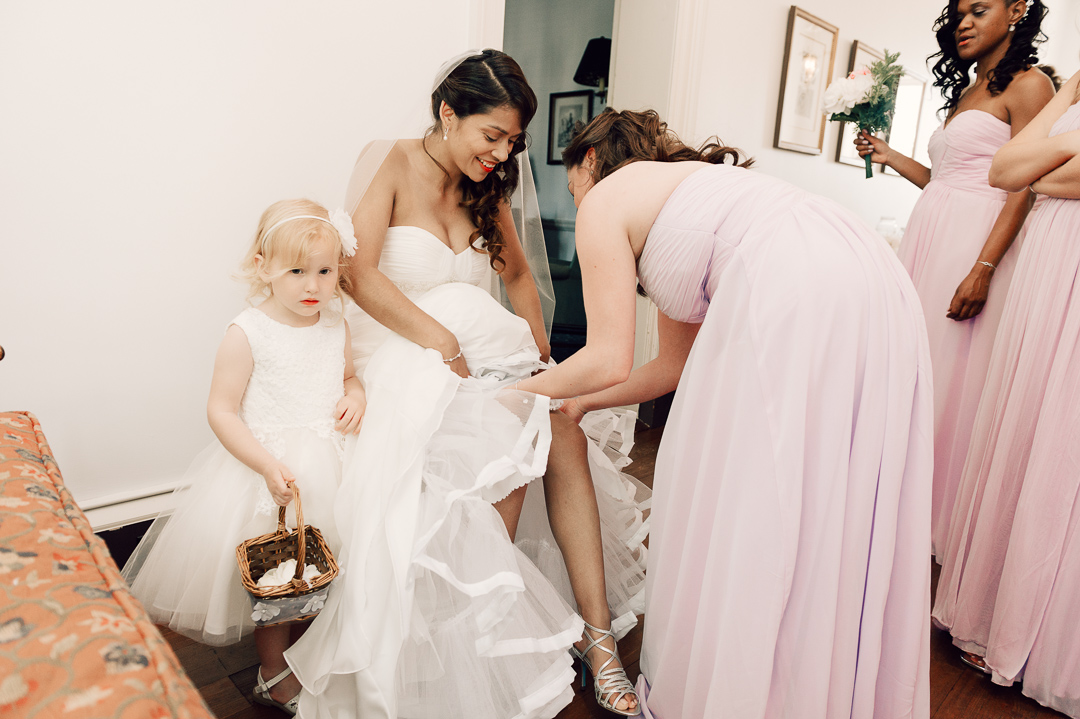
[774,6,839,155]
[548,90,594,165]
[836,41,885,168]
[882,69,928,176]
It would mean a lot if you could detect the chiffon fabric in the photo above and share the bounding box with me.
[632,165,933,719]
[285,226,650,719]
[122,308,347,646]
[897,110,1025,559]
[932,101,1080,718]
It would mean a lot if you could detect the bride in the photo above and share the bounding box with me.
[283,50,649,718]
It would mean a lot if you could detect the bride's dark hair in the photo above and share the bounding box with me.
[429,49,536,271]
[562,108,753,183]
[929,0,1047,115]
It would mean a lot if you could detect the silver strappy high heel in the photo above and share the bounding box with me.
[252,666,300,716]
[571,619,641,716]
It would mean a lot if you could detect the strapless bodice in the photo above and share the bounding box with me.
[378,226,491,296]
[926,110,1011,199]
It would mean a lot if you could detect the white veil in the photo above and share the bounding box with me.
[343,50,556,337]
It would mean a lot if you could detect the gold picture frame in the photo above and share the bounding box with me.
[774,6,839,155]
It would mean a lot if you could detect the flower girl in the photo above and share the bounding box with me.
[122,198,365,714]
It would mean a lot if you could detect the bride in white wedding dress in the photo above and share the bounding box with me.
[283,51,650,719]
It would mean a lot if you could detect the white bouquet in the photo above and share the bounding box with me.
[823,51,904,178]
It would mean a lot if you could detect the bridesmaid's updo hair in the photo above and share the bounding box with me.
[429,49,537,272]
[930,0,1047,115]
[562,108,753,183]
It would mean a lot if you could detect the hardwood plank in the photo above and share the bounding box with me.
[213,632,260,674]
[171,636,233,688]
[199,676,250,718]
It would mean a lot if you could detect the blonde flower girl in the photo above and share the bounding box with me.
[122,199,365,714]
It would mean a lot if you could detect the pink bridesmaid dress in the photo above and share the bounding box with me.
[633,164,933,718]
[933,101,1080,718]
[896,110,1022,559]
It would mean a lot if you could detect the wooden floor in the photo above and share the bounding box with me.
[159,425,1067,719]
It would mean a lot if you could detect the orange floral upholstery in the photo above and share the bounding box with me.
[0,412,212,719]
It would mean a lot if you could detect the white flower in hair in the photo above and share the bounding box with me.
[329,209,357,257]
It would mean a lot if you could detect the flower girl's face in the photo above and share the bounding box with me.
[445,104,524,183]
[953,0,1024,60]
[263,241,340,324]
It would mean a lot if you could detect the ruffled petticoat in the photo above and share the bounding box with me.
[123,427,343,646]
[286,283,649,719]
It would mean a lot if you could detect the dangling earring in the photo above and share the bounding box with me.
[1009,23,1015,32]
[443,124,449,141]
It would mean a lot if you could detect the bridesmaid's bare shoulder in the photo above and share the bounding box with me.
[1004,67,1056,128]
[584,161,711,252]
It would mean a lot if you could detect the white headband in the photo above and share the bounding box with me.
[262,209,357,258]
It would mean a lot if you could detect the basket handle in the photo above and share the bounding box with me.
[276,483,308,583]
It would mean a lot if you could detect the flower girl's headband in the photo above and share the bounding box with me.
[262,209,357,258]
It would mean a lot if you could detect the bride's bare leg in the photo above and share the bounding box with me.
[546,412,638,713]
[494,484,527,541]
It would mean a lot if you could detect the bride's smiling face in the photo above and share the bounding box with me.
[442,103,524,183]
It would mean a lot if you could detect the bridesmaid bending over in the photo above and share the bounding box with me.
[856,0,1052,560]
[517,108,934,719]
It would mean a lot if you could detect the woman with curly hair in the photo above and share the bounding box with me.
[517,107,934,718]
[856,0,1053,562]
[930,67,1080,713]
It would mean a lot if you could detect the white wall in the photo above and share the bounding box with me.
[0,0,502,514]
[1040,0,1080,77]
[504,0,616,259]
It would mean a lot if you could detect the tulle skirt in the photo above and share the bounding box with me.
[122,428,343,646]
[286,283,649,719]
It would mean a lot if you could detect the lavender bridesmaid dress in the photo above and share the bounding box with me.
[933,101,1080,718]
[897,110,1022,559]
[633,164,933,718]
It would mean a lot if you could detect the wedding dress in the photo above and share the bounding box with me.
[285,216,650,718]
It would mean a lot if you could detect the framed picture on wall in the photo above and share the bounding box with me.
[836,41,885,168]
[548,90,594,165]
[774,6,838,155]
[882,70,928,175]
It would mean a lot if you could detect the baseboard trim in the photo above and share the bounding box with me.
[83,482,184,532]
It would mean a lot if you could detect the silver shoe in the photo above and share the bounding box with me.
[571,619,641,716]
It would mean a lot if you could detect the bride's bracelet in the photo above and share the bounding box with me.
[442,349,463,363]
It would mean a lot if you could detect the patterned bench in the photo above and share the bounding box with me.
[0,411,212,719]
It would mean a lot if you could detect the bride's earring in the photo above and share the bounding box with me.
[443,124,449,141]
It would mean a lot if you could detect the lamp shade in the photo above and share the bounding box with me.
[573,36,611,88]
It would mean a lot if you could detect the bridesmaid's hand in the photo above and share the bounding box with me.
[947,264,994,321]
[856,130,892,165]
[558,397,587,425]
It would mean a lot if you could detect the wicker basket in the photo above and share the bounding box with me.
[235,484,338,627]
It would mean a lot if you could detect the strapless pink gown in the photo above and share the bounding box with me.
[897,110,1021,559]
[933,102,1080,718]
[634,165,933,718]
